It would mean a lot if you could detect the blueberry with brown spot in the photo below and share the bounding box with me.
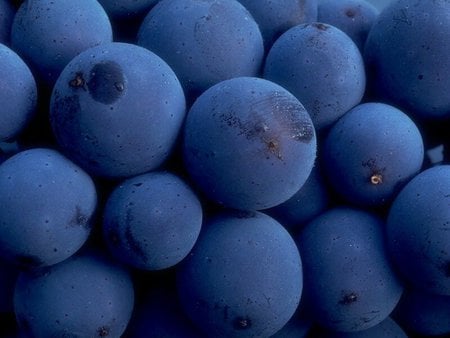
[0,149,97,268]
[183,77,316,210]
[318,0,379,51]
[50,42,187,179]
[322,102,424,207]
[102,171,202,271]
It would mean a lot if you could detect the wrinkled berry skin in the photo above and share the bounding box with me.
[183,76,316,210]
[265,22,366,131]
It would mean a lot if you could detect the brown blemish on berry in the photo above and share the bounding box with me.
[233,316,252,330]
[339,291,358,305]
[97,326,110,337]
[69,72,86,89]
[345,9,356,18]
[70,206,90,229]
[312,22,329,31]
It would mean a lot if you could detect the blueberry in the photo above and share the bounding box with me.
[14,251,134,337]
[183,76,316,210]
[237,0,318,50]
[322,102,424,207]
[387,165,450,295]
[0,43,37,141]
[11,0,112,84]
[298,207,403,331]
[318,0,379,51]
[264,22,366,131]
[102,171,203,271]
[137,0,264,100]
[50,42,186,179]
[365,0,450,119]
[0,148,97,268]
[177,210,302,337]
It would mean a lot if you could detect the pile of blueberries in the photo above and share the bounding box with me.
[1,0,450,336]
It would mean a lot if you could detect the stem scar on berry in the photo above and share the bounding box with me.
[233,316,252,330]
[69,72,86,90]
[370,173,383,185]
[339,291,358,305]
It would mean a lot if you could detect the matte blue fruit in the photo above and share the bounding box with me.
[0,43,37,141]
[11,0,112,84]
[393,289,450,336]
[270,301,312,338]
[313,317,407,338]
[267,165,330,231]
[318,0,379,51]
[298,207,403,332]
[264,22,366,130]
[0,0,14,44]
[137,0,264,99]
[364,0,450,119]
[0,148,97,268]
[102,171,203,270]
[177,210,302,337]
[237,0,318,49]
[386,165,450,295]
[14,251,134,338]
[322,102,424,207]
[183,76,316,210]
[50,42,186,179]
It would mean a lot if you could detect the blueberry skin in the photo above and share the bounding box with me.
[269,302,312,338]
[50,42,186,179]
[313,317,407,338]
[177,210,302,338]
[0,0,14,45]
[264,22,366,131]
[102,171,203,271]
[11,0,112,84]
[266,165,330,231]
[137,0,264,99]
[318,0,379,52]
[14,251,134,338]
[386,165,450,296]
[322,102,424,207]
[237,0,318,50]
[393,289,450,336]
[298,207,403,332]
[183,76,316,211]
[97,0,159,18]
[0,43,37,141]
[0,148,97,268]
[364,0,450,119]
